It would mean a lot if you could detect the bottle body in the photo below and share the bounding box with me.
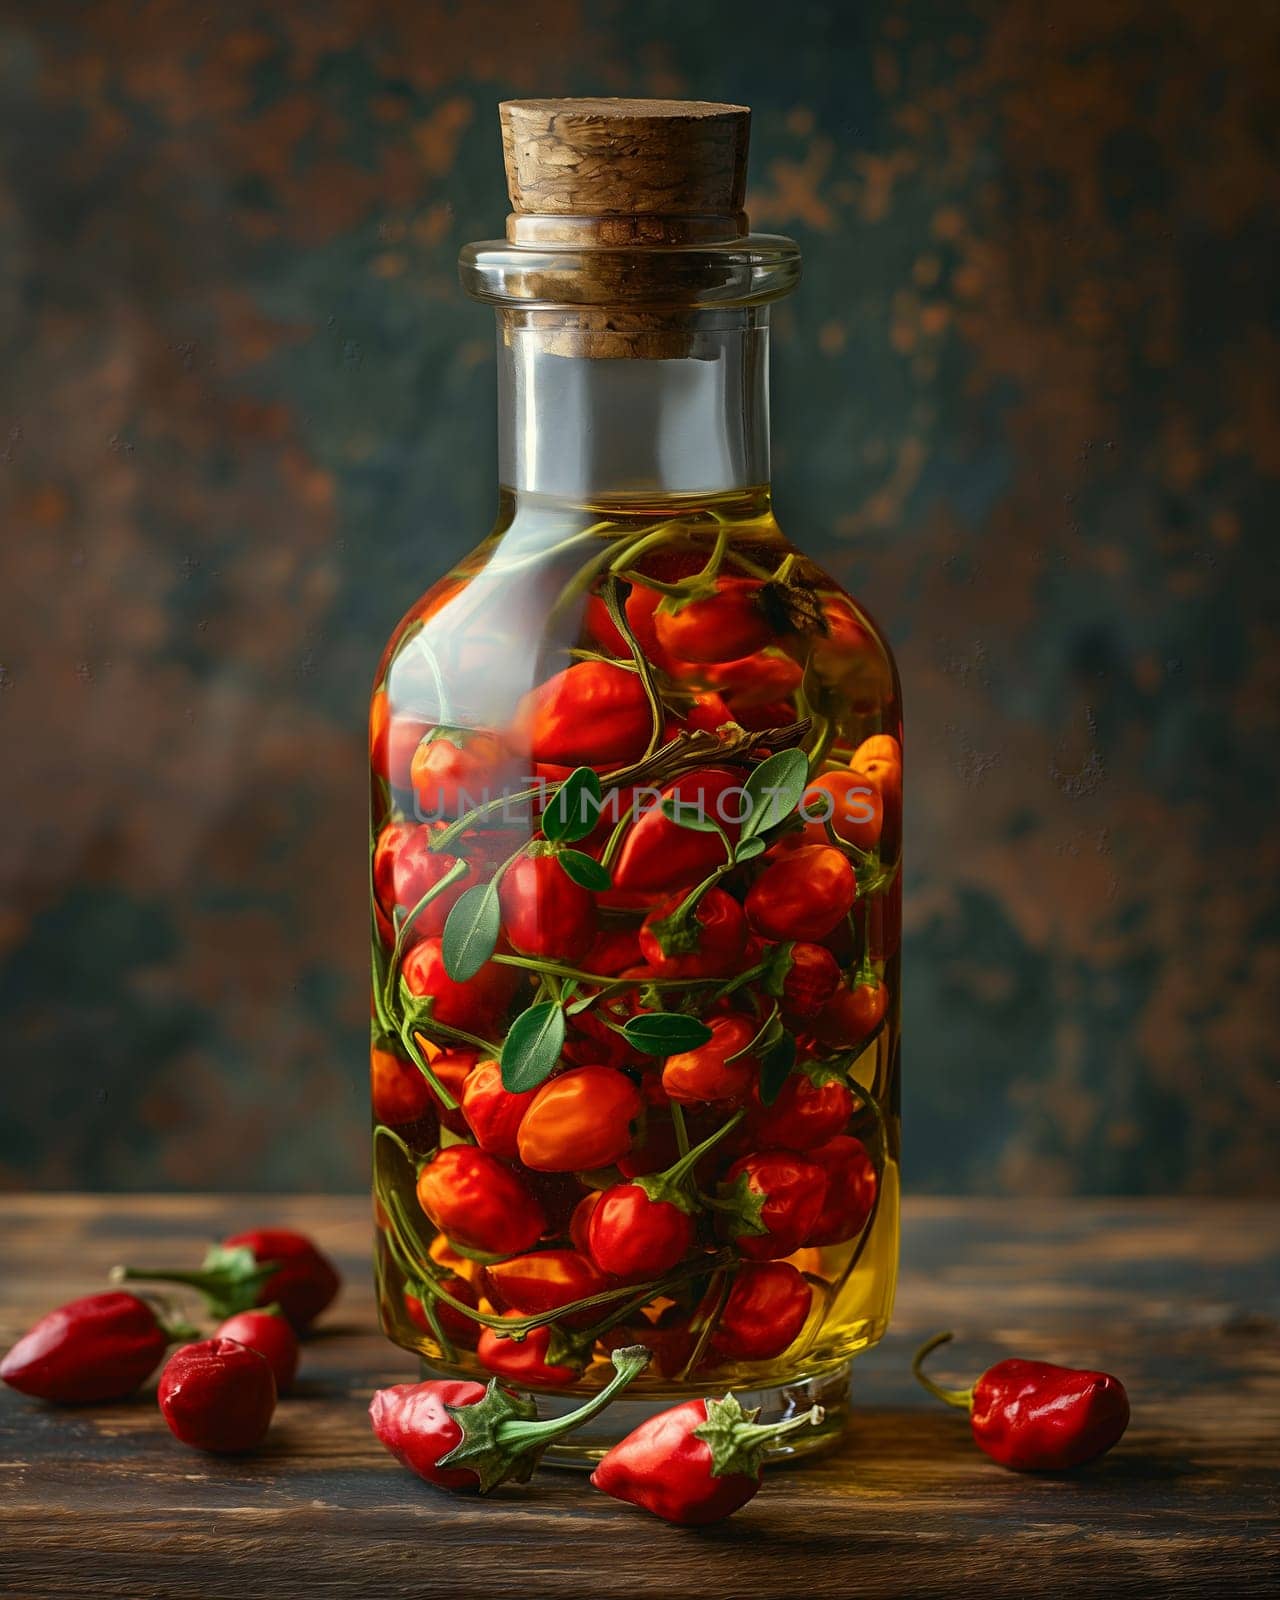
[369,483,902,1436]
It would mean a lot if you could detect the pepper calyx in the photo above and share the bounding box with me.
[709,1170,770,1238]
[694,1392,826,1478]
[438,1380,541,1492]
[911,1331,977,1412]
[111,1245,280,1319]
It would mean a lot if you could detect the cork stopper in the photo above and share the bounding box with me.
[500,98,750,245]
[482,98,778,359]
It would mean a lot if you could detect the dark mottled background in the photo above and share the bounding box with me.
[1,1,1277,1195]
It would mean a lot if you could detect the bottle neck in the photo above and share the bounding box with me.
[496,308,771,501]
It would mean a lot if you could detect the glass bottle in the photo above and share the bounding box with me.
[370,99,901,1461]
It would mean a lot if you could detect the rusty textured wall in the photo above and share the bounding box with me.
[1,1,1277,1193]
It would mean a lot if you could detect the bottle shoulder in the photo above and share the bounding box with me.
[372,495,901,756]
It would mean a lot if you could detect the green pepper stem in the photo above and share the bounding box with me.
[911,1331,976,1411]
[732,1402,825,1450]
[656,1108,745,1191]
[495,1345,652,1451]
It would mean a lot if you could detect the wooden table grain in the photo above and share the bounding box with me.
[1,1195,1276,1600]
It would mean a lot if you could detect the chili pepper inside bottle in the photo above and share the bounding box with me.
[912,1332,1130,1472]
[369,98,902,1463]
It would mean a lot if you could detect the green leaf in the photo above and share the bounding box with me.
[501,1003,566,1093]
[441,883,501,982]
[543,766,603,844]
[757,1028,798,1106]
[733,835,768,863]
[761,940,797,998]
[621,1012,714,1056]
[660,796,726,834]
[741,749,810,839]
[557,850,613,891]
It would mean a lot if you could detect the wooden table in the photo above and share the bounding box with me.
[1,1196,1276,1599]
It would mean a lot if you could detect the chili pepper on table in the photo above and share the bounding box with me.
[371,1343,650,1493]
[745,844,857,942]
[912,1332,1130,1471]
[157,1337,277,1453]
[591,1392,825,1525]
[1,1292,197,1404]
[113,1227,340,1332]
[498,851,598,962]
[516,1065,644,1173]
[214,1307,300,1394]
[416,1145,548,1256]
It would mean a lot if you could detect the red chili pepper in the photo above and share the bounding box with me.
[517,661,653,766]
[745,844,857,942]
[371,1045,437,1131]
[748,1066,854,1151]
[590,1392,824,1525]
[587,1181,694,1280]
[584,1116,735,1280]
[215,1308,300,1394]
[611,766,746,892]
[582,925,643,977]
[708,1261,813,1362]
[484,1249,607,1327]
[568,1190,602,1254]
[912,1333,1130,1471]
[157,1337,277,1453]
[662,1013,759,1105]
[410,729,512,819]
[852,734,902,856]
[684,690,736,734]
[113,1228,340,1332]
[804,1134,877,1245]
[811,973,888,1046]
[421,1046,480,1136]
[715,1150,828,1261]
[498,852,598,962]
[460,1057,537,1159]
[638,886,747,977]
[777,941,842,1017]
[369,689,430,793]
[404,1277,481,1350]
[516,1065,644,1173]
[653,577,772,665]
[372,822,472,943]
[1,1292,196,1404]
[416,1145,547,1256]
[697,648,803,707]
[401,935,518,1034]
[801,767,884,851]
[476,1322,582,1387]
[370,1343,650,1493]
